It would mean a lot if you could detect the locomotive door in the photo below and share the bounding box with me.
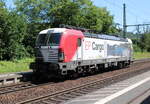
[77,38,82,61]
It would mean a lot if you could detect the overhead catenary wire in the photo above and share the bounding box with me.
[100,0,150,23]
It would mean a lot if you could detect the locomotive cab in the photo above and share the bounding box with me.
[30,29,66,77]
[30,28,83,78]
[35,29,64,63]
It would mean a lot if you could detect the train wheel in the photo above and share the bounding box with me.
[72,72,79,79]
[118,62,123,69]
[90,68,95,75]
[68,70,79,79]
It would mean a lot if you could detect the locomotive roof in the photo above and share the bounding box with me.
[39,28,128,42]
[84,32,128,42]
[39,28,66,34]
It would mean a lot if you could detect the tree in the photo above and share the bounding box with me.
[0,0,7,60]
[14,0,115,31]
[14,0,116,55]
[0,1,28,60]
[140,33,150,52]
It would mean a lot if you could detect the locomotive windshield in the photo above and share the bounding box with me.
[36,33,61,46]
[36,34,48,46]
[48,33,61,46]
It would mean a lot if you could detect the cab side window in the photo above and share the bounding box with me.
[77,38,81,47]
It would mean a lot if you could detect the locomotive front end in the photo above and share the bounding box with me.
[30,28,65,78]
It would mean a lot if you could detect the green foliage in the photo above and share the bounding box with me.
[0,0,149,63]
[133,44,141,52]
[13,0,116,56]
[142,33,150,52]
[131,33,150,52]
[0,0,119,61]
[0,1,28,60]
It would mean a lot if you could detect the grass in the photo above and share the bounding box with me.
[134,52,150,59]
[0,58,34,74]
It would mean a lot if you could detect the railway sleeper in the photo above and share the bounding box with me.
[63,94,78,98]
[40,99,61,104]
[50,97,67,102]
[65,92,81,98]
[55,95,70,100]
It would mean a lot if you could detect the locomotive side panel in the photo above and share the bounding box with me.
[106,40,131,58]
[82,37,105,60]
[60,30,84,62]
[72,37,132,61]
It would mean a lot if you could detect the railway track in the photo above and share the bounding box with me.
[0,58,150,104]
[0,82,36,95]
[134,58,150,64]
[0,81,55,95]
[17,60,150,104]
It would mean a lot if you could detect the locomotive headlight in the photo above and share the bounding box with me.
[58,48,64,62]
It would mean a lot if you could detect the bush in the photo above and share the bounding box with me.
[133,44,141,52]
[0,7,28,60]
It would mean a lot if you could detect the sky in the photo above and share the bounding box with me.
[5,0,150,32]
[93,0,150,32]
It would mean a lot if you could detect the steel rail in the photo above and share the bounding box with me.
[17,62,150,104]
